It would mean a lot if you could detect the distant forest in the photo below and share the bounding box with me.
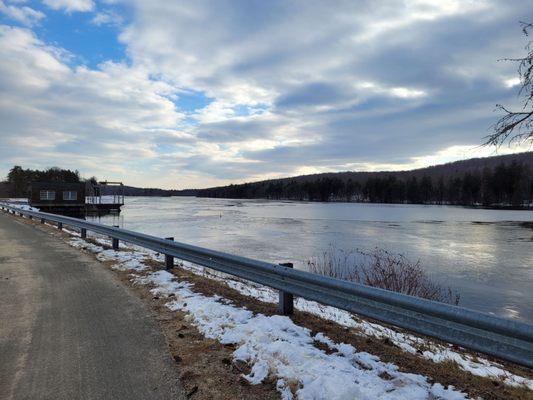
[1,166,81,197]
[2,153,533,207]
[190,153,533,208]
[0,165,177,198]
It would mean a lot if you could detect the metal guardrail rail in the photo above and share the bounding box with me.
[1,202,532,368]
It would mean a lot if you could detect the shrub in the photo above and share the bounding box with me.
[307,246,460,305]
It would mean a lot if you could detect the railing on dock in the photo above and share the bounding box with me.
[1,202,532,368]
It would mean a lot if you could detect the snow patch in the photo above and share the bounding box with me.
[68,237,148,272]
[61,230,533,392]
[2,201,39,211]
[135,271,468,400]
[177,262,533,389]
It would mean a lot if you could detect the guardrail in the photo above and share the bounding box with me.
[1,202,532,368]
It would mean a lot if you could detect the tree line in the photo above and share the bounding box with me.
[4,166,81,197]
[2,165,177,198]
[194,161,533,207]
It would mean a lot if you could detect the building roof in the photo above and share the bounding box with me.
[30,182,85,190]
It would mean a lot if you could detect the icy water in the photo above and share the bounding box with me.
[88,197,533,322]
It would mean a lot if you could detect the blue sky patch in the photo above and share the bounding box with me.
[0,1,129,68]
[175,91,214,113]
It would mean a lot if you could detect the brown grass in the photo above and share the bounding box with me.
[13,214,533,399]
[164,263,533,400]
[308,246,460,304]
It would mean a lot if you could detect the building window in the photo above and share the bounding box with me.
[63,191,77,201]
[40,190,55,201]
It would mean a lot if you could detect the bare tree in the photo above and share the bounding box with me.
[486,22,533,146]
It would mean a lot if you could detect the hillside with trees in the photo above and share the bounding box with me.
[1,166,81,198]
[0,166,181,198]
[2,152,532,208]
[186,152,533,208]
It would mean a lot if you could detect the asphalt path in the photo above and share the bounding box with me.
[0,213,186,400]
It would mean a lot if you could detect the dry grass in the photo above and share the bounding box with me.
[308,246,460,304]
[13,214,533,399]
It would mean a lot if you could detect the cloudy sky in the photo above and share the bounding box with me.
[0,1,531,188]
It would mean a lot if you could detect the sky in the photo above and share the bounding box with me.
[0,0,531,189]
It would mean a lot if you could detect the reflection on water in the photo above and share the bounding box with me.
[87,197,533,322]
[89,213,124,228]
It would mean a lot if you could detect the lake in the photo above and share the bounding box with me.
[88,197,533,322]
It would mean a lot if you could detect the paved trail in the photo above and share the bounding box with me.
[0,213,186,400]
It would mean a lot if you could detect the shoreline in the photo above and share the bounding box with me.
[2,208,532,399]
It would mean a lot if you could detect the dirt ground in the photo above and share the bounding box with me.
[12,214,533,400]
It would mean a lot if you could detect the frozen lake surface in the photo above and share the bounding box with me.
[88,197,533,322]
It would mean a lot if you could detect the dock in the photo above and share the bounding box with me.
[26,181,125,217]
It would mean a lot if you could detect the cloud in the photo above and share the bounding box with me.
[1,1,531,188]
[0,25,188,186]
[91,9,123,26]
[141,2,530,181]
[43,0,94,13]
[0,0,45,26]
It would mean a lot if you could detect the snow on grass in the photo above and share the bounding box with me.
[136,270,468,400]
[177,261,533,389]
[62,233,533,391]
[69,237,148,271]
[2,201,39,211]
[16,204,40,211]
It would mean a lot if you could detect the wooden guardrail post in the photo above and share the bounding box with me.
[80,228,87,239]
[278,262,294,315]
[57,222,63,230]
[165,237,174,269]
[40,218,45,224]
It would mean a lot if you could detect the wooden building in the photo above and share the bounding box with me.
[29,182,86,215]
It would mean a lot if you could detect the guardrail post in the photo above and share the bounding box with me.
[111,225,119,250]
[80,228,87,239]
[57,222,63,230]
[165,237,174,269]
[278,262,294,315]
[28,215,32,220]
[40,218,45,224]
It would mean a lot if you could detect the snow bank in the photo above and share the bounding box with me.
[177,261,533,389]
[64,234,533,392]
[2,201,39,211]
[69,237,148,271]
[136,270,467,400]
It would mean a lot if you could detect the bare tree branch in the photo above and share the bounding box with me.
[487,22,533,146]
